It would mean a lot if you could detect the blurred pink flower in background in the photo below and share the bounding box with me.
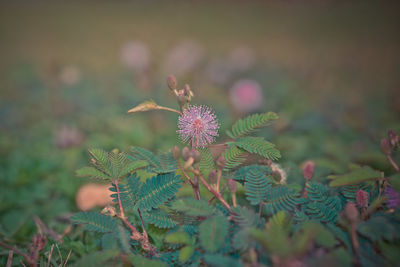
[58,65,81,86]
[120,41,151,71]
[162,40,204,76]
[54,125,84,149]
[229,79,264,113]
[227,45,255,72]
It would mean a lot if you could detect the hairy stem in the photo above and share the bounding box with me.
[137,209,148,240]
[6,250,13,267]
[114,180,125,219]
[190,168,232,212]
[231,193,237,207]
[178,160,201,199]
[258,202,263,217]
[387,155,400,172]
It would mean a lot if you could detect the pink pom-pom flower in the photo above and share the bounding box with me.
[177,105,219,148]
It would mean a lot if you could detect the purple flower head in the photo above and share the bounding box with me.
[385,186,400,209]
[177,105,219,148]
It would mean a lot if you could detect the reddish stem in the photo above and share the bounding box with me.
[114,180,125,218]
[0,240,34,266]
[190,168,233,212]
[387,155,400,172]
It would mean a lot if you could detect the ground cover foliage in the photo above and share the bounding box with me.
[38,76,400,266]
[1,3,399,264]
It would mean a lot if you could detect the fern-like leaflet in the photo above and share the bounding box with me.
[226,112,279,139]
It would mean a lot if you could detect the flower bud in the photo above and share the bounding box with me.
[302,161,315,181]
[192,150,201,163]
[388,130,399,148]
[356,190,369,208]
[381,138,391,155]
[227,179,237,194]
[182,147,191,161]
[184,157,194,170]
[345,202,359,223]
[216,156,226,170]
[172,146,181,160]
[183,84,194,99]
[208,170,218,184]
[167,75,177,90]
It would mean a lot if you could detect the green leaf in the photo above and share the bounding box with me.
[75,166,111,180]
[358,216,400,242]
[203,254,243,267]
[130,147,177,174]
[263,186,305,215]
[136,173,181,211]
[231,206,264,228]
[222,145,247,171]
[328,165,381,187]
[199,215,229,253]
[199,147,216,177]
[142,209,177,229]
[128,254,168,267]
[179,245,195,263]
[119,160,148,177]
[165,231,192,245]
[75,250,119,267]
[170,198,215,217]
[226,112,279,139]
[233,137,281,160]
[244,165,272,205]
[71,212,118,233]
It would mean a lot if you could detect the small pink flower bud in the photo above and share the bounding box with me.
[167,75,177,90]
[302,161,315,181]
[381,138,391,155]
[227,179,237,194]
[192,150,201,163]
[216,156,226,170]
[172,146,181,160]
[208,170,218,184]
[356,190,369,208]
[388,130,399,148]
[182,147,191,161]
[345,202,359,223]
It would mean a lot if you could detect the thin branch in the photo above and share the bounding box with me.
[177,161,194,186]
[6,250,13,267]
[387,155,400,172]
[0,240,32,265]
[137,209,148,240]
[190,168,233,212]
[258,202,263,218]
[114,180,125,218]
[216,170,222,193]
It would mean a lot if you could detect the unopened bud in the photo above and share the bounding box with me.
[356,190,369,208]
[216,156,226,170]
[32,234,46,251]
[167,75,177,90]
[227,179,237,194]
[302,161,315,181]
[388,130,399,148]
[208,170,218,184]
[381,138,391,155]
[183,84,194,99]
[101,205,117,217]
[172,146,181,160]
[184,157,194,170]
[345,202,359,223]
[182,147,191,161]
[192,150,201,163]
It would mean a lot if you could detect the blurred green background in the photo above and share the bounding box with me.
[0,0,399,262]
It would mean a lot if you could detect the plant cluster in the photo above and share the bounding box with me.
[4,76,397,267]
